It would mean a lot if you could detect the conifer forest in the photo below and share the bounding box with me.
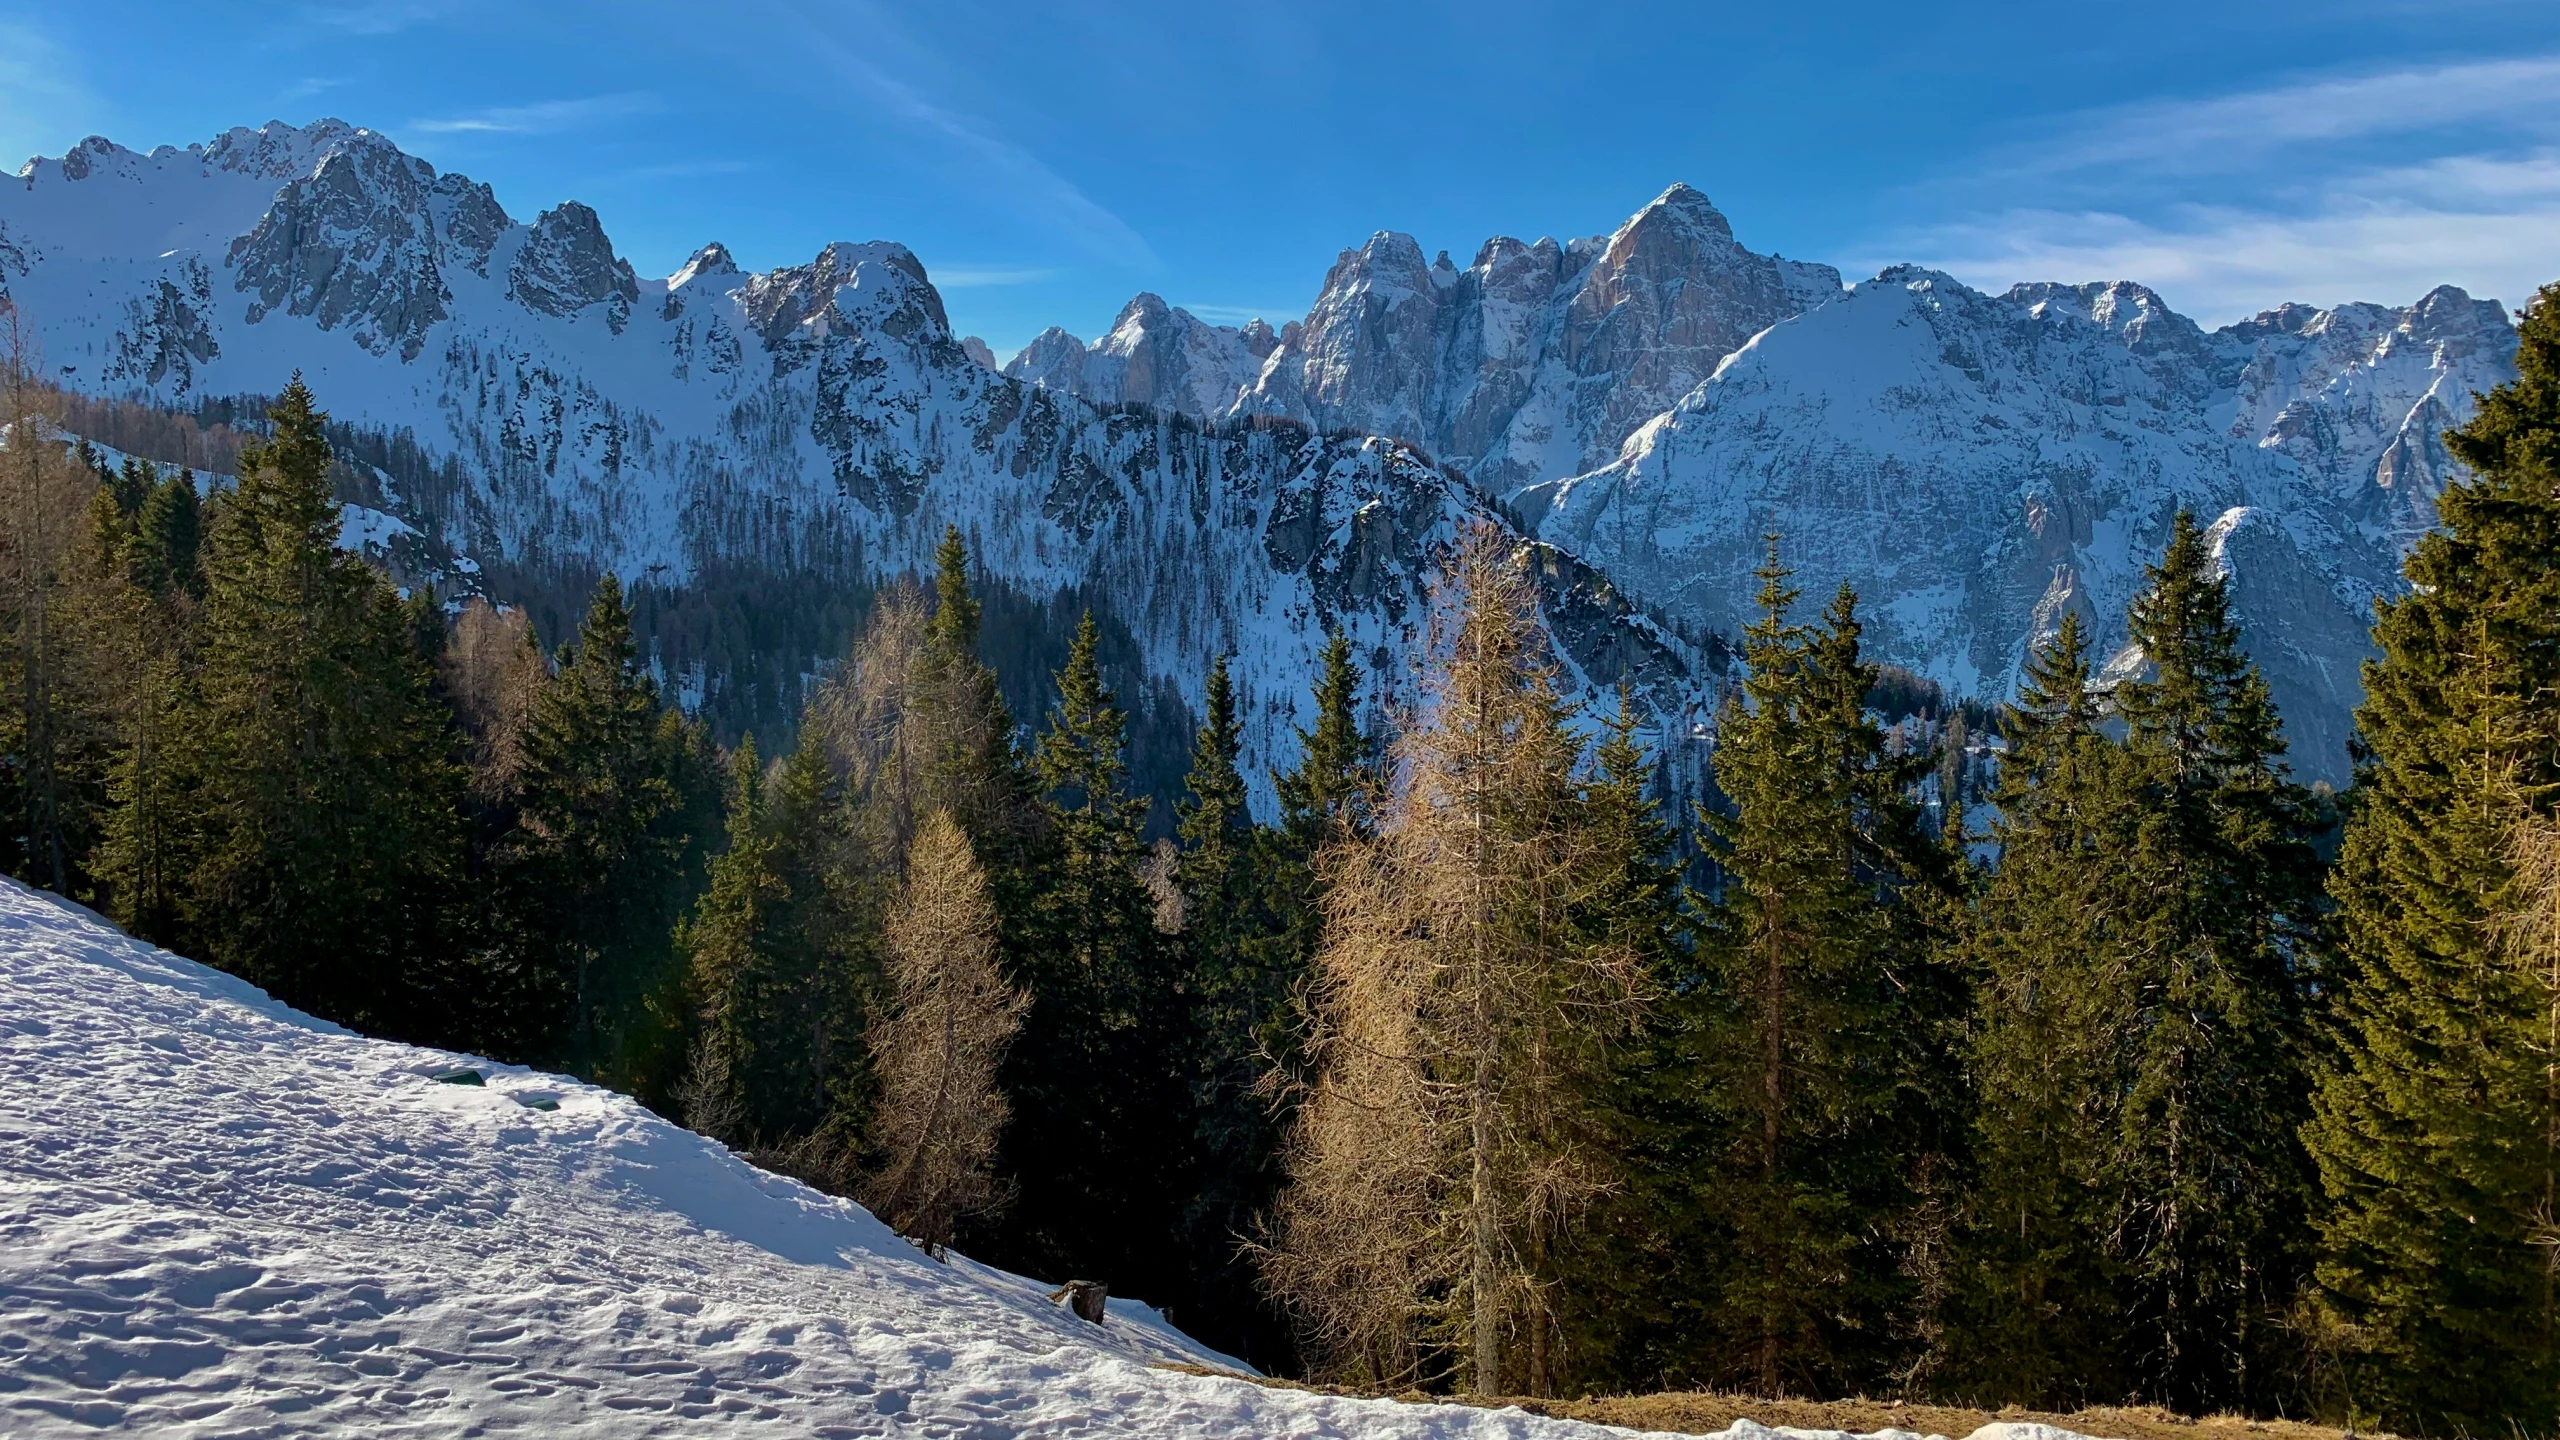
[9,287,2560,1434]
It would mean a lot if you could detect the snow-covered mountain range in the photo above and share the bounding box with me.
[1008,194,2518,782]
[1007,183,1845,499]
[2,119,2524,782]
[0,122,1697,803]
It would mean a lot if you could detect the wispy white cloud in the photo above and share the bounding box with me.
[728,0,1159,272]
[931,266,1064,289]
[1885,152,2560,323]
[1985,54,2560,181]
[275,76,345,105]
[1872,54,2560,323]
[408,93,658,137]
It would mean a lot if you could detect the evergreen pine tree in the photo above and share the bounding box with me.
[913,526,1042,882]
[2108,510,2320,1413]
[1548,690,1693,1394]
[165,377,463,1034]
[1948,610,2138,1401]
[498,574,709,1077]
[2305,284,2560,1432]
[1678,552,1944,1396]
[679,736,779,1146]
[1949,516,2321,1413]
[679,729,875,1180]
[92,471,207,946]
[1000,611,1190,1298]
[128,470,204,602]
[1175,653,1295,1364]
[1264,631,1378,1021]
[1275,631,1376,849]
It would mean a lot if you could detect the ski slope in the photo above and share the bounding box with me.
[0,878,2109,1438]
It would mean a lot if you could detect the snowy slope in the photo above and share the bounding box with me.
[0,880,2133,1438]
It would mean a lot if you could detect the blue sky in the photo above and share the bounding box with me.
[5,0,2555,357]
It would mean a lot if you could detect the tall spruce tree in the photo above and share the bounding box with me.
[165,378,462,1034]
[1949,610,2139,1401]
[679,730,875,1180]
[1548,690,1693,1395]
[1265,631,1378,1002]
[498,575,716,1079]
[1275,631,1376,849]
[998,611,1191,1298]
[914,527,1043,884]
[2305,284,2560,1432]
[1173,653,1299,1364]
[92,468,208,946]
[1679,553,1944,1396]
[1950,517,2320,1413]
[2109,510,2321,1413]
[679,736,780,1146]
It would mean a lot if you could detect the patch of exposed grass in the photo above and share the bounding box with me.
[1152,1366,2381,1440]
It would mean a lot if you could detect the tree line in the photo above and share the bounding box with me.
[4,288,2558,1432]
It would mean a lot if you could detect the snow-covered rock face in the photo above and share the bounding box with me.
[508,201,638,330]
[1005,293,1279,418]
[230,137,455,359]
[1518,267,2520,781]
[2,120,1702,806]
[1015,184,1845,495]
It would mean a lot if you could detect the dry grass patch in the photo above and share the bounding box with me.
[1151,1367,2376,1440]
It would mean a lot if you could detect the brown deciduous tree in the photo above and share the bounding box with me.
[861,806,1026,1254]
[1266,526,1647,1395]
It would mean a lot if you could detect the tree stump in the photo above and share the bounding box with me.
[1048,1279,1107,1324]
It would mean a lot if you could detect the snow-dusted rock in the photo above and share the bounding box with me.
[1005,292,1276,417]
[5,119,2519,781]
[1518,268,2518,781]
[1027,184,1845,495]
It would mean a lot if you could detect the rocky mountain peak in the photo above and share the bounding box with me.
[672,242,741,288]
[1611,182,1739,253]
[50,136,136,183]
[508,201,639,331]
[2405,284,2515,350]
[229,137,451,359]
[740,240,948,352]
[1327,231,1439,308]
[199,119,380,182]
[1006,326,1091,391]
[1110,291,1178,334]
[1033,184,1845,495]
